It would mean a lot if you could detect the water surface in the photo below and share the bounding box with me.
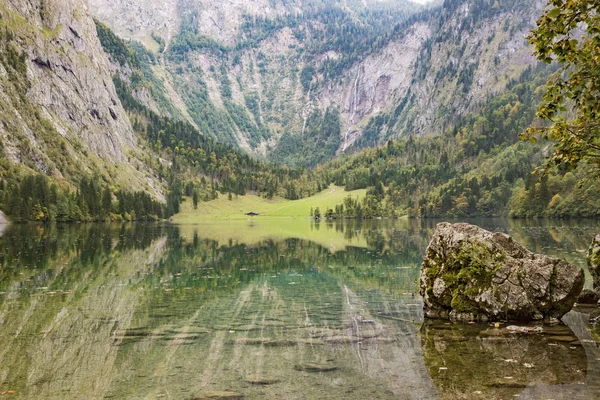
[0,219,598,399]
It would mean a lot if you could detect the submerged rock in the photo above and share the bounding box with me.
[420,223,584,322]
[576,288,600,305]
[505,325,543,334]
[486,379,528,389]
[244,375,280,385]
[294,363,338,372]
[191,391,243,399]
[235,338,323,346]
[588,234,600,288]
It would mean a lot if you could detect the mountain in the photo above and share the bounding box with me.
[0,0,303,222]
[89,0,545,167]
[0,0,285,221]
[0,0,162,194]
[1,0,596,222]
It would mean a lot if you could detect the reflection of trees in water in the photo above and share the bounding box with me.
[0,219,598,399]
[2,218,596,298]
[0,220,428,309]
[506,219,600,266]
[153,228,425,296]
[0,223,170,293]
[108,231,436,399]
[0,223,168,268]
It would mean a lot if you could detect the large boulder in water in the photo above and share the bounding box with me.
[420,223,584,322]
[588,234,600,289]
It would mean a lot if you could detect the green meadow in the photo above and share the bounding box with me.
[171,185,367,222]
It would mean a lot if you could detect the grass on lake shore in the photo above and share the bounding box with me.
[171,185,367,223]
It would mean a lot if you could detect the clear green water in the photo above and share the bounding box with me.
[0,219,599,399]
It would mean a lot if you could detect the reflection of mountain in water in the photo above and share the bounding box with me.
[107,267,436,399]
[0,220,598,399]
[0,222,434,399]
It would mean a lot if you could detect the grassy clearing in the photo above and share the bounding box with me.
[171,185,367,222]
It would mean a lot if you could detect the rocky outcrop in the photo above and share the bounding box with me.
[420,223,584,322]
[1,0,136,164]
[0,0,163,195]
[588,234,600,288]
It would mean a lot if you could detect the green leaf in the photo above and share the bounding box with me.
[548,8,561,18]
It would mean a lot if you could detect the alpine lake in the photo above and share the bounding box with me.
[1,218,599,399]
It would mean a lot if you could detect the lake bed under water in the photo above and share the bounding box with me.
[0,219,599,399]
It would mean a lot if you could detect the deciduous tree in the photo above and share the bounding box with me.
[524,0,600,172]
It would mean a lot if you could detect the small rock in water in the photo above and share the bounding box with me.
[191,391,243,399]
[506,325,543,334]
[324,335,361,344]
[294,363,337,373]
[545,335,577,343]
[486,379,527,389]
[244,375,280,385]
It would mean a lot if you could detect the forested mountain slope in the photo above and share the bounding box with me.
[0,0,310,222]
[89,0,546,167]
[305,62,600,219]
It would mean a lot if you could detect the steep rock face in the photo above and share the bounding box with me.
[88,0,410,47]
[88,0,545,161]
[88,0,304,49]
[0,0,159,192]
[420,223,584,322]
[86,0,424,156]
[397,1,546,139]
[88,0,180,49]
[317,22,431,149]
[2,0,136,160]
